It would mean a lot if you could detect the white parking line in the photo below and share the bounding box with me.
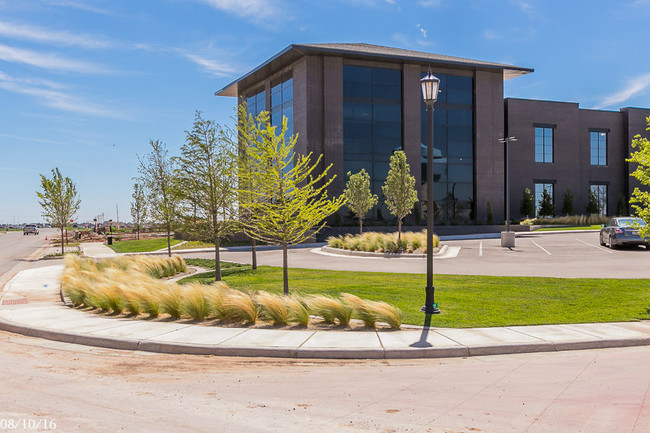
[479,241,483,257]
[576,238,615,254]
[532,240,552,256]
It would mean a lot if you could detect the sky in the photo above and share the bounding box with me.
[1,0,650,224]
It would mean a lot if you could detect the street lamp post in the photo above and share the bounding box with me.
[420,69,441,315]
[498,136,518,247]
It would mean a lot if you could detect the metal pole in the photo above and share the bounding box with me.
[505,137,510,232]
[423,103,440,314]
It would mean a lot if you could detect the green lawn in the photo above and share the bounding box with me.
[534,225,602,231]
[107,237,182,253]
[182,259,650,328]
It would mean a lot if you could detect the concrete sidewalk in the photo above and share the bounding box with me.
[80,242,118,258]
[1,265,650,359]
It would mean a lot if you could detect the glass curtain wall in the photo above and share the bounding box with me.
[270,73,293,138]
[420,73,474,222]
[343,66,402,210]
[246,88,265,118]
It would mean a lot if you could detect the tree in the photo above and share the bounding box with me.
[175,111,238,281]
[234,103,271,270]
[239,116,344,295]
[627,120,650,237]
[37,168,81,255]
[616,193,628,216]
[137,140,180,257]
[130,183,147,240]
[381,150,418,242]
[561,189,574,215]
[586,190,600,215]
[343,169,378,234]
[538,188,554,217]
[519,188,534,218]
[485,200,493,225]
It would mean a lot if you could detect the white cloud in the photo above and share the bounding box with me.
[44,0,113,15]
[416,23,427,38]
[0,71,118,117]
[418,0,443,6]
[0,44,109,73]
[196,0,281,22]
[177,50,238,77]
[482,29,499,40]
[595,73,650,109]
[0,20,111,49]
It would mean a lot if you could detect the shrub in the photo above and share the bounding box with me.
[342,293,376,328]
[159,286,184,319]
[182,283,210,320]
[256,291,289,325]
[372,301,403,329]
[286,295,310,327]
[308,295,353,326]
[327,230,438,254]
[222,291,259,325]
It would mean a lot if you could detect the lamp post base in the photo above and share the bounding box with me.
[420,305,441,314]
[421,284,441,314]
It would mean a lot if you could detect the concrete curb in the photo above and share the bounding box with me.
[319,245,447,258]
[2,314,649,359]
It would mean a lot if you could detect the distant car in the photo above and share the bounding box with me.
[600,217,649,249]
[23,224,39,235]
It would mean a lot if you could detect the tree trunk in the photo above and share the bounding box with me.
[60,226,65,255]
[398,219,402,244]
[282,242,288,296]
[136,227,140,240]
[215,238,222,281]
[359,218,363,234]
[166,229,171,257]
[251,238,257,270]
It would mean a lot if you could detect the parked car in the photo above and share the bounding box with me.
[23,224,39,235]
[600,217,649,249]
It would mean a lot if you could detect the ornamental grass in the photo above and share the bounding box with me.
[327,230,439,253]
[60,255,402,329]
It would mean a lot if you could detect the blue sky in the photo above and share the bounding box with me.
[1,0,650,224]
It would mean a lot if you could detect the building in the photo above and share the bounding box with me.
[216,43,650,224]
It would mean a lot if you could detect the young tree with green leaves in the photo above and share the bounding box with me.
[627,120,650,237]
[343,169,378,234]
[175,111,238,281]
[37,168,81,255]
[538,188,554,217]
[137,139,180,257]
[239,116,345,295]
[130,183,147,240]
[520,187,534,219]
[234,103,271,270]
[561,189,574,215]
[382,150,418,242]
[586,190,600,215]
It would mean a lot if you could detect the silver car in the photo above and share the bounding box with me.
[23,224,39,235]
[600,217,649,249]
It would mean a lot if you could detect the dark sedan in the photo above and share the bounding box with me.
[600,217,650,249]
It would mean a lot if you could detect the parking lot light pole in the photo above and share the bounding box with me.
[498,136,518,247]
[420,68,441,315]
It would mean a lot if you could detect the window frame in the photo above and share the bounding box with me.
[589,129,608,166]
[534,124,555,163]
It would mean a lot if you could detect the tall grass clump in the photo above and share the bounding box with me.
[372,301,403,329]
[203,282,230,319]
[342,293,376,328]
[182,283,210,320]
[256,291,289,325]
[222,291,259,325]
[327,230,438,253]
[158,286,184,319]
[308,295,353,326]
[286,295,310,327]
[521,214,608,226]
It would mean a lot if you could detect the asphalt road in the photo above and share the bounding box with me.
[0,228,54,290]
[0,331,648,433]
[178,231,650,279]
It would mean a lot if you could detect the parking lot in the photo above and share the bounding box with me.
[181,230,650,279]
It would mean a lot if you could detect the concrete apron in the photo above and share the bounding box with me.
[2,265,650,359]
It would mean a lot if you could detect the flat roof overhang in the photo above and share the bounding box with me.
[215,44,534,98]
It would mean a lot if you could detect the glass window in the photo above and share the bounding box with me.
[590,184,608,215]
[420,72,474,221]
[590,131,607,166]
[270,73,293,131]
[535,127,553,163]
[343,65,403,197]
[535,183,554,216]
[246,88,265,117]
